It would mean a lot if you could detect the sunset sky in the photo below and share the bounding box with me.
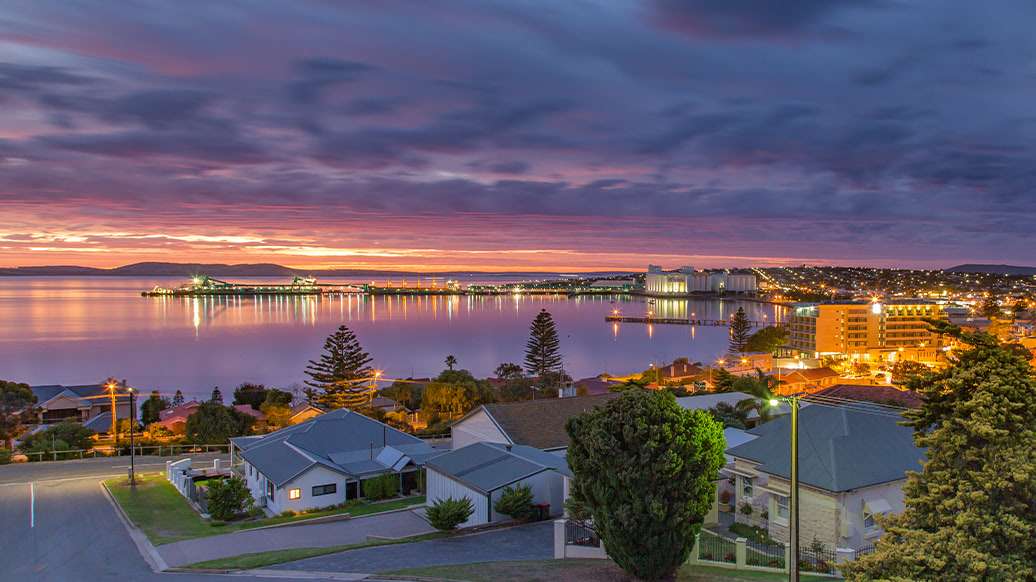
[1,0,1034,272]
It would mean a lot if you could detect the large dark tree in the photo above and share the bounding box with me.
[524,309,563,385]
[743,325,787,354]
[210,386,223,404]
[232,383,269,410]
[566,389,726,580]
[184,402,254,444]
[140,390,170,425]
[728,307,751,353]
[171,389,185,407]
[844,330,1036,581]
[304,325,374,409]
[0,380,36,449]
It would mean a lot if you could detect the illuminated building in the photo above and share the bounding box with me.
[645,265,695,294]
[644,266,757,295]
[786,299,947,362]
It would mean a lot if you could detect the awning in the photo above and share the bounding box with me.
[863,498,892,514]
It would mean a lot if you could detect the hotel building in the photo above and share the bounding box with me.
[786,299,947,363]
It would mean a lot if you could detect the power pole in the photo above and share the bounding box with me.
[789,397,800,582]
[106,379,118,447]
[128,388,136,486]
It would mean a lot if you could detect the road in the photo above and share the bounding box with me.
[0,453,227,485]
[0,456,353,582]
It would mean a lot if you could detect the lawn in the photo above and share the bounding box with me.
[104,472,426,546]
[183,531,448,570]
[385,560,833,582]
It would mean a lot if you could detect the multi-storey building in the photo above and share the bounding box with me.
[644,266,757,295]
[786,299,947,363]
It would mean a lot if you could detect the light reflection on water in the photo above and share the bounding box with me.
[0,277,787,398]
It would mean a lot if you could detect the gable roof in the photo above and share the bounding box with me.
[472,393,619,450]
[83,411,113,433]
[426,442,572,493]
[233,408,438,487]
[726,405,924,492]
[31,383,131,408]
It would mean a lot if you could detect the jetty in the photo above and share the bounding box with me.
[605,314,765,327]
[141,275,364,297]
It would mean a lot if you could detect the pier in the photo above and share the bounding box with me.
[605,314,765,327]
[141,275,365,297]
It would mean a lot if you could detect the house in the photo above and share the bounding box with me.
[775,366,840,395]
[426,442,571,527]
[657,359,706,382]
[675,391,790,427]
[155,401,202,434]
[230,408,439,514]
[723,405,924,551]
[30,382,132,426]
[450,393,619,452]
[570,377,614,396]
[288,402,324,425]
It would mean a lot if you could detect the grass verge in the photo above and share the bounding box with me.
[384,559,832,582]
[104,473,425,545]
[182,531,449,570]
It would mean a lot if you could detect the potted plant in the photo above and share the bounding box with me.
[718,489,732,512]
[739,501,753,516]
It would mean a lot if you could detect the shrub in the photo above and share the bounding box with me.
[205,476,254,521]
[427,497,474,530]
[361,473,400,500]
[19,421,94,453]
[0,449,10,465]
[739,502,753,515]
[493,484,535,521]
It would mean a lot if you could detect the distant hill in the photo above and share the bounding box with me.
[0,261,631,279]
[946,264,1036,275]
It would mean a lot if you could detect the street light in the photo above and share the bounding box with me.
[769,395,802,582]
[128,387,136,487]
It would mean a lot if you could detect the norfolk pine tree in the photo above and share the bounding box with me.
[304,325,374,409]
[524,309,563,386]
[565,389,726,580]
[728,306,751,353]
[844,328,1036,581]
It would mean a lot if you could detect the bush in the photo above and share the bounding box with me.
[427,497,474,530]
[0,449,10,465]
[361,473,400,500]
[493,484,535,521]
[205,476,254,521]
[739,502,753,515]
[19,421,94,453]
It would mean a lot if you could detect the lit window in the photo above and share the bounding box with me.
[288,488,301,500]
[775,495,789,520]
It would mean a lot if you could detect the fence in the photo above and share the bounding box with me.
[746,538,786,569]
[697,530,737,564]
[799,545,838,575]
[565,520,600,547]
[19,443,230,463]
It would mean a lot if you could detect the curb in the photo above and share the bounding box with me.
[99,479,170,572]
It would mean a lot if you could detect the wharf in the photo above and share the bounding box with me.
[605,315,765,327]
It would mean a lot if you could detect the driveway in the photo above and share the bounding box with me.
[158,508,435,567]
[269,520,554,574]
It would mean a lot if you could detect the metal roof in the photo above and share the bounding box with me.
[426,442,572,494]
[726,405,924,492]
[236,408,437,486]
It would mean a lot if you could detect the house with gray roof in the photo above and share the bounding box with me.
[451,393,618,452]
[425,441,572,527]
[230,408,439,514]
[723,404,925,552]
[30,382,131,426]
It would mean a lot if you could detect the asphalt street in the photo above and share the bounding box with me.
[0,456,345,582]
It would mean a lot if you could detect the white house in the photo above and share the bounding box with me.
[724,405,924,552]
[30,382,132,426]
[230,408,439,515]
[425,442,571,527]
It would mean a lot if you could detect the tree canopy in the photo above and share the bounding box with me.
[844,330,1036,581]
[566,389,726,580]
[743,325,788,354]
[20,421,94,452]
[184,402,254,444]
[140,390,169,425]
[728,307,751,353]
[0,380,36,448]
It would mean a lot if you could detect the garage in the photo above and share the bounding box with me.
[425,442,571,528]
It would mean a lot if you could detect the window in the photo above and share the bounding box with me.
[741,477,753,498]
[288,488,301,501]
[266,479,275,501]
[863,508,876,529]
[775,495,789,521]
[312,483,337,497]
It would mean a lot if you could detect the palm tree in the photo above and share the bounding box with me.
[445,354,457,371]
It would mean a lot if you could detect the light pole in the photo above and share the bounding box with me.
[770,395,801,582]
[128,387,136,487]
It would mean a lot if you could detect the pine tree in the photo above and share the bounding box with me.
[210,386,223,404]
[304,325,374,409]
[844,329,1036,581]
[524,309,563,386]
[728,307,750,353]
[172,389,185,407]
